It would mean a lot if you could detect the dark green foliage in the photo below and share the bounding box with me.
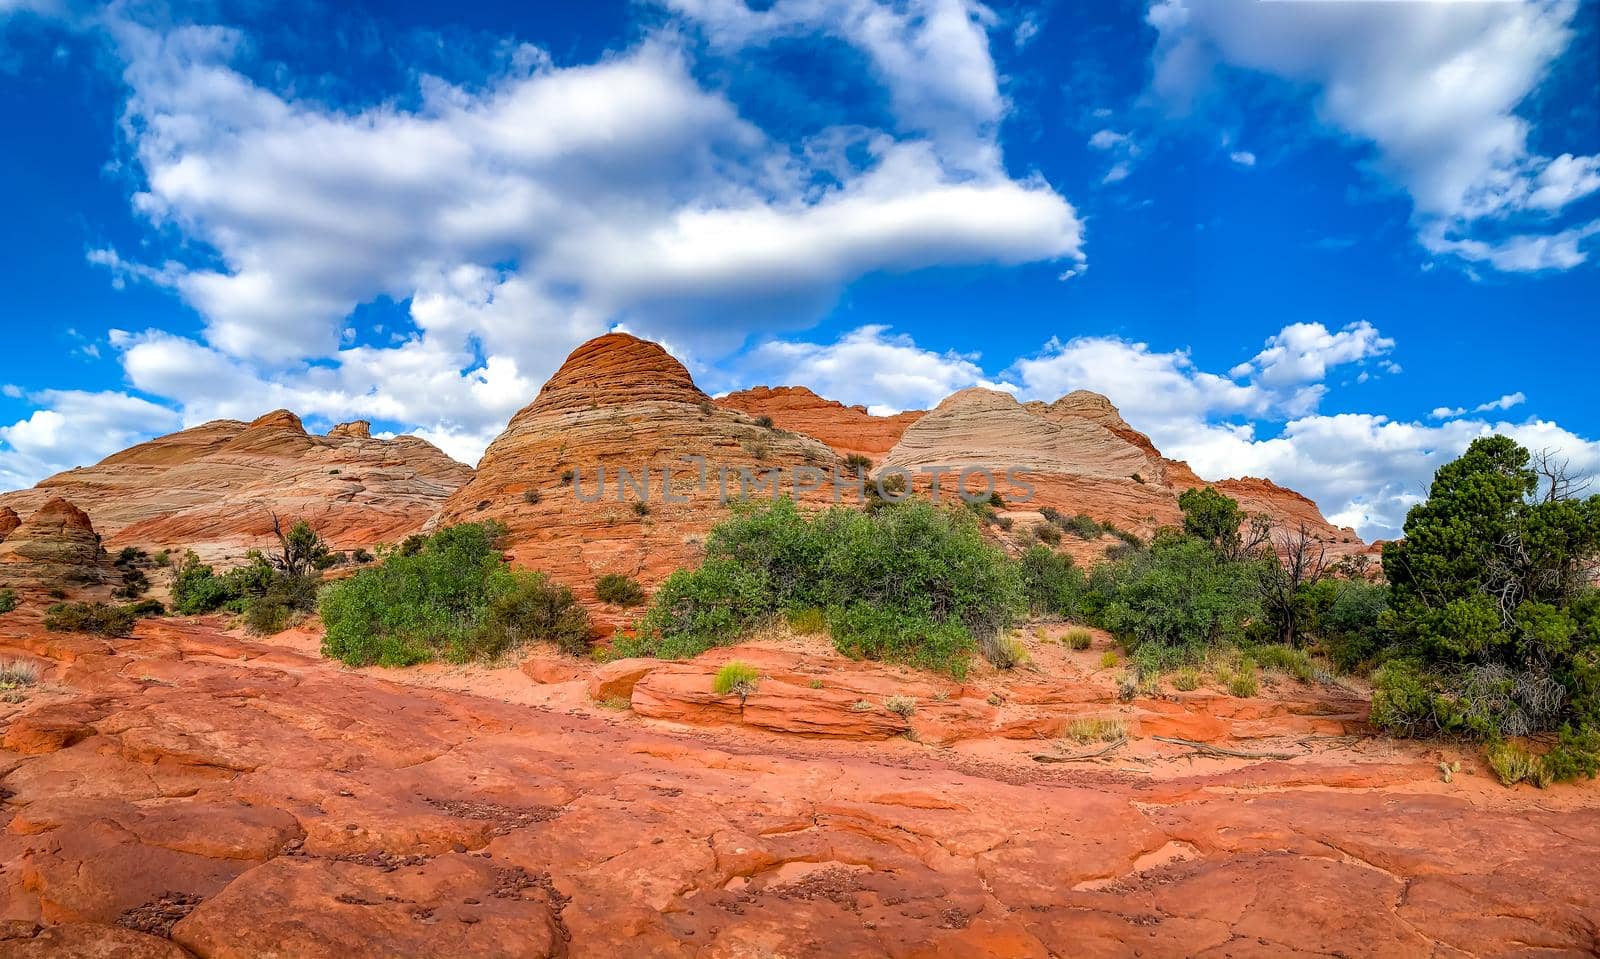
[1033,522,1062,545]
[595,573,646,606]
[0,588,16,614]
[112,546,151,599]
[1178,486,1243,555]
[351,547,374,564]
[626,558,771,659]
[320,522,589,666]
[483,573,591,657]
[632,501,651,517]
[126,598,165,618]
[1304,578,1389,670]
[1018,545,1085,617]
[44,601,136,636]
[170,546,320,634]
[843,453,874,473]
[1099,532,1265,651]
[618,499,1019,677]
[754,415,775,429]
[269,517,330,578]
[1374,436,1600,781]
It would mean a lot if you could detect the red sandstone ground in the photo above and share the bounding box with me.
[0,609,1595,958]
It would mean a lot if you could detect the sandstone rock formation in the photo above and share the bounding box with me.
[0,507,19,542]
[0,498,116,597]
[717,386,923,461]
[436,334,840,598]
[0,412,472,565]
[0,615,1594,957]
[884,387,1361,555]
[884,387,1183,534]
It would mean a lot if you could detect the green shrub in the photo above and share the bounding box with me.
[844,453,873,473]
[1034,522,1062,545]
[623,499,1017,677]
[713,661,761,697]
[1018,545,1085,617]
[244,599,294,636]
[44,602,137,636]
[828,603,977,678]
[1372,436,1600,780]
[786,607,827,635]
[1064,514,1103,539]
[1099,650,1119,669]
[1172,666,1202,691]
[483,573,591,658]
[754,415,775,429]
[126,598,165,618]
[351,547,374,564]
[884,695,916,717]
[1253,644,1319,683]
[619,558,773,660]
[1064,628,1093,650]
[1486,741,1551,788]
[1226,658,1259,697]
[320,522,589,666]
[1100,533,1264,650]
[0,589,15,614]
[595,573,646,607]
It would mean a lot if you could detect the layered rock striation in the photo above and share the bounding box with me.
[436,334,840,596]
[0,412,472,565]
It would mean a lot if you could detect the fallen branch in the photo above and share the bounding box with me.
[1151,736,1300,761]
[1032,737,1127,763]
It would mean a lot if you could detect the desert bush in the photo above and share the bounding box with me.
[320,522,589,666]
[624,499,1018,677]
[844,453,873,472]
[1252,644,1319,684]
[0,659,39,689]
[631,501,651,517]
[1373,436,1600,780]
[483,573,591,657]
[884,695,916,717]
[522,489,542,505]
[1485,741,1552,788]
[44,601,137,636]
[786,607,827,635]
[1018,545,1085,617]
[754,415,775,429]
[1172,666,1202,691]
[713,661,761,697]
[621,558,772,660]
[595,573,646,607]
[1063,514,1103,539]
[1100,533,1265,650]
[1064,628,1094,650]
[0,589,15,614]
[984,633,1030,670]
[1033,522,1062,545]
[351,547,374,564]
[1099,650,1119,669]
[126,598,165,618]
[1220,656,1260,697]
[1064,716,1126,743]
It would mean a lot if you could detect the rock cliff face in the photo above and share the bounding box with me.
[0,497,116,595]
[884,388,1183,534]
[0,412,472,565]
[717,386,923,461]
[882,387,1361,555]
[436,334,840,600]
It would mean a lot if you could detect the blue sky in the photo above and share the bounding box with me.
[1,0,1597,539]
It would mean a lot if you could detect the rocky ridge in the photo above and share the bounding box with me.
[436,334,841,597]
[0,412,472,566]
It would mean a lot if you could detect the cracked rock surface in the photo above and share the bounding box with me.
[0,615,1596,958]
